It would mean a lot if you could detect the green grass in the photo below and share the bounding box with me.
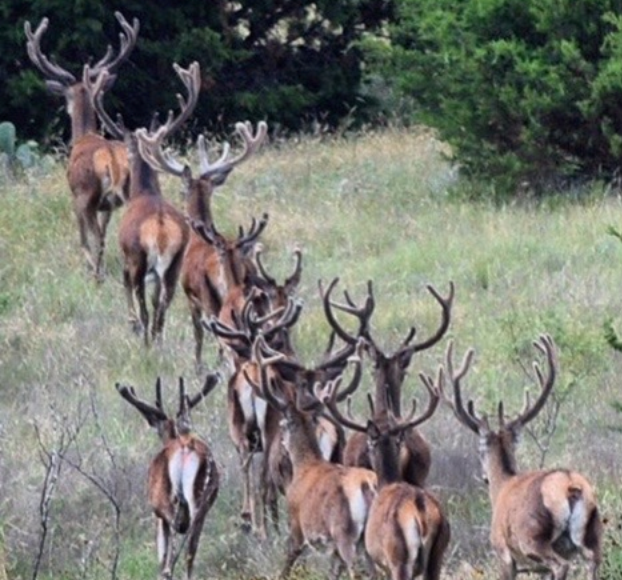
[1,126,622,579]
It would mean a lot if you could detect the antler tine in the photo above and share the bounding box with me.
[178,377,188,416]
[155,377,164,412]
[204,314,249,342]
[440,340,482,434]
[321,378,368,434]
[198,120,267,179]
[263,298,303,342]
[157,61,201,140]
[408,281,454,354]
[89,12,140,77]
[285,247,303,291]
[332,339,365,402]
[187,372,221,409]
[24,18,77,85]
[115,382,167,425]
[506,334,557,430]
[255,245,276,285]
[320,278,375,345]
[211,120,265,177]
[252,335,289,411]
[135,125,186,177]
[83,65,124,139]
[197,134,231,177]
[237,213,269,249]
[388,371,440,435]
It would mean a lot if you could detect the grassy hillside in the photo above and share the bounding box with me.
[1,127,621,579]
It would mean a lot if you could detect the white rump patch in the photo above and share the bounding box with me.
[349,488,369,539]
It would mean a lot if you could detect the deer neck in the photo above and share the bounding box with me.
[481,432,518,503]
[373,362,403,417]
[69,85,98,143]
[285,408,323,471]
[369,432,402,487]
[129,155,162,199]
[187,181,213,224]
[157,420,177,445]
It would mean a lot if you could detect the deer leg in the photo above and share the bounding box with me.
[136,279,149,346]
[73,198,100,275]
[281,527,305,579]
[495,548,517,580]
[153,253,183,344]
[156,518,173,580]
[94,208,111,281]
[189,303,204,373]
[238,445,254,532]
[424,517,450,580]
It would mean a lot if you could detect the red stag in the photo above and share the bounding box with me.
[323,366,450,580]
[86,62,200,345]
[116,374,220,580]
[440,334,602,579]
[254,336,378,580]
[135,120,268,368]
[327,280,454,487]
[24,12,139,281]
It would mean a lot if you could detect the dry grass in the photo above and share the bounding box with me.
[1,126,622,579]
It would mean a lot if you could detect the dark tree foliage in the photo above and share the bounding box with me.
[364,0,622,196]
[5,0,393,146]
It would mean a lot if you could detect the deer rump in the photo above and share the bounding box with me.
[287,462,377,547]
[148,437,213,534]
[493,469,601,563]
[365,483,448,578]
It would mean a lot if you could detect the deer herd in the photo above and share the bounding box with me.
[25,11,604,580]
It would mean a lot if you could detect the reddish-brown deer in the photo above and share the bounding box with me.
[24,12,139,281]
[116,374,220,580]
[86,62,200,345]
[135,120,268,369]
[254,336,378,580]
[323,367,451,580]
[329,281,454,487]
[440,334,602,579]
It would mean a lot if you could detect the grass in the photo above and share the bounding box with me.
[1,126,622,579]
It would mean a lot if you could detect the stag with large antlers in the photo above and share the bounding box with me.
[188,212,269,366]
[24,12,139,281]
[254,335,377,579]
[136,120,268,369]
[116,375,220,580]
[331,281,454,487]
[440,335,602,579]
[322,369,450,580]
[86,61,201,345]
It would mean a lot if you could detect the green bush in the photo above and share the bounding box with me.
[365,0,622,197]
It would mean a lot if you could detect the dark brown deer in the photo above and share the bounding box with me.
[331,281,454,487]
[86,62,200,345]
[254,336,377,579]
[323,367,450,580]
[135,120,268,369]
[24,12,139,281]
[440,335,602,580]
[116,374,220,580]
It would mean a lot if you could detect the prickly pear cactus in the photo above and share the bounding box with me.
[0,122,16,157]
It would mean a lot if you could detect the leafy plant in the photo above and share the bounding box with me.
[0,121,40,178]
[366,0,622,196]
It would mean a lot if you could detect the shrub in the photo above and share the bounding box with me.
[365,0,622,197]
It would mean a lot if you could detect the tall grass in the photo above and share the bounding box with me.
[1,127,621,579]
